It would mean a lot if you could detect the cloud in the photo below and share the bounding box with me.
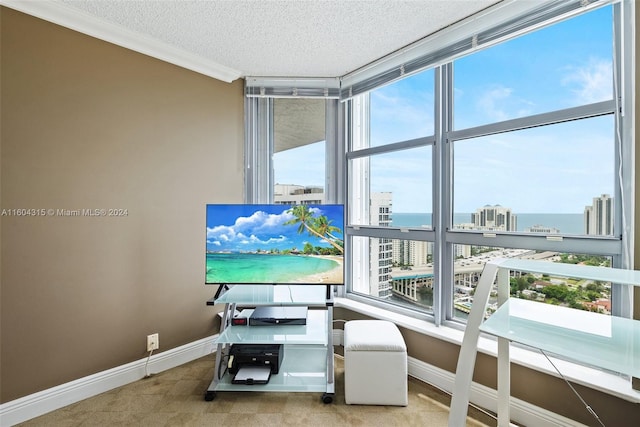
[475,85,534,122]
[239,234,289,246]
[562,57,612,104]
[207,208,295,250]
[206,224,236,242]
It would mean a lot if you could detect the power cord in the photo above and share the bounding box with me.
[540,349,605,427]
[217,353,230,380]
[143,349,154,379]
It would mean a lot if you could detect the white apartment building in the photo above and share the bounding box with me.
[274,184,324,204]
[455,244,472,259]
[392,239,431,267]
[471,204,517,232]
[584,194,614,236]
[369,192,393,299]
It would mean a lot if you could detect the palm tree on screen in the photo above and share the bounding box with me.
[284,205,344,254]
[312,215,343,248]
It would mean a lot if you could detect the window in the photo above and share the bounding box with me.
[244,78,341,205]
[345,2,630,323]
[347,69,436,317]
[349,147,432,226]
[273,98,327,205]
[452,116,615,235]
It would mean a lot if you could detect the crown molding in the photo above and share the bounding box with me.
[1,0,243,83]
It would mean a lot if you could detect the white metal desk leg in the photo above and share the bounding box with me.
[497,337,510,426]
[496,267,510,426]
[449,261,501,427]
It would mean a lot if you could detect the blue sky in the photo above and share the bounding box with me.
[275,5,614,214]
[206,204,344,252]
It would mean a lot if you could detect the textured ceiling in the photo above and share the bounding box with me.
[6,0,504,154]
[54,0,502,79]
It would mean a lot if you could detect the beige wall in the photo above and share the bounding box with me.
[0,7,243,402]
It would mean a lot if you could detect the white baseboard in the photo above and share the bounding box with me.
[0,336,217,427]
[1,338,585,427]
[408,356,587,427]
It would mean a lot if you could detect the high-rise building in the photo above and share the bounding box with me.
[369,192,393,299]
[471,204,517,231]
[454,244,472,259]
[392,239,430,267]
[584,194,614,236]
[274,184,324,204]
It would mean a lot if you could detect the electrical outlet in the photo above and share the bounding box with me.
[147,333,159,352]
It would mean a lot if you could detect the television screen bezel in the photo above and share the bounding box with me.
[205,203,345,286]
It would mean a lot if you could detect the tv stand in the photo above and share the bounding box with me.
[204,284,335,403]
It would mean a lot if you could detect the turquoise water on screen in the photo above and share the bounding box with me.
[206,253,339,284]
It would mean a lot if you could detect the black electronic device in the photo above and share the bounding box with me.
[229,344,283,375]
[249,306,308,326]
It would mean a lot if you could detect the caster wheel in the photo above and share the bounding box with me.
[204,391,216,401]
[321,393,334,404]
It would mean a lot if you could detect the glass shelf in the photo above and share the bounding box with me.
[480,298,640,377]
[213,345,329,393]
[216,309,328,345]
[214,284,330,306]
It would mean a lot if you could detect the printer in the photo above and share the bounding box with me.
[228,343,283,380]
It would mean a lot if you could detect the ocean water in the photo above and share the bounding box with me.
[392,212,585,235]
[206,253,340,284]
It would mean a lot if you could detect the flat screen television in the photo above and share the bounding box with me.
[206,204,344,285]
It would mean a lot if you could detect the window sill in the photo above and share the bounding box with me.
[335,297,640,403]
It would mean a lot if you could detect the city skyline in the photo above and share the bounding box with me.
[274,184,613,237]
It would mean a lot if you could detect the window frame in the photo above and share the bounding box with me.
[342,0,633,324]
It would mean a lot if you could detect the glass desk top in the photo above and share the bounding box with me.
[498,258,640,287]
[480,298,640,377]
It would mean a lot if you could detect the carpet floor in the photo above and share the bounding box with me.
[16,354,496,426]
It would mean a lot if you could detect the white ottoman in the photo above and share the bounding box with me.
[344,320,408,406]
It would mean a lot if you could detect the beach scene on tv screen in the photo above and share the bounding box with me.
[206,204,344,284]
